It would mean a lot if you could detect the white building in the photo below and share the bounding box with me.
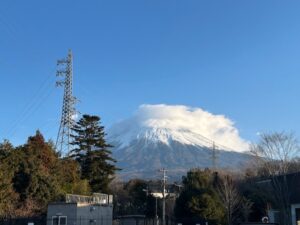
[47,193,113,225]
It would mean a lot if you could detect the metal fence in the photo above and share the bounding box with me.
[66,193,113,206]
[114,217,177,225]
[0,217,212,225]
[0,217,46,225]
[0,217,114,225]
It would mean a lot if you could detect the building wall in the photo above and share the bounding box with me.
[268,209,280,224]
[291,204,300,225]
[47,203,113,225]
[76,204,113,225]
[47,203,77,225]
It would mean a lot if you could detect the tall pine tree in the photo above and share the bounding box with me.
[71,114,118,193]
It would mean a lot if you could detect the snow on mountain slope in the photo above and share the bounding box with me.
[107,104,252,180]
[108,104,249,152]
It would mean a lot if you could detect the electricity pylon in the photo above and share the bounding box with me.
[211,141,218,170]
[55,50,77,156]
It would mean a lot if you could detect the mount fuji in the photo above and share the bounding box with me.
[107,104,253,180]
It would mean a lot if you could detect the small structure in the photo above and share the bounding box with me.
[256,172,300,225]
[47,193,113,225]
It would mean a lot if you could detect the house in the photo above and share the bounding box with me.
[47,193,113,225]
[256,172,300,225]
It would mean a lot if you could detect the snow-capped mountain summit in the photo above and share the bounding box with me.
[108,104,252,180]
[110,127,212,149]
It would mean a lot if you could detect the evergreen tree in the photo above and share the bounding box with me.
[175,169,225,224]
[0,140,18,217]
[0,131,93,217]
[12,131,63,216]
[58,158,91,195]
[0,140,13,160]
[71,114,119,193]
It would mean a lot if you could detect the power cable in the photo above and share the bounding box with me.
[3,68,56,139]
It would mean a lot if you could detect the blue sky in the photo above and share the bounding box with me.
[1,0,300,146]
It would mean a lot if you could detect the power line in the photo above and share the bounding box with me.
[3,69,56,139]
[0,9,18,41]
[190,130,237,152]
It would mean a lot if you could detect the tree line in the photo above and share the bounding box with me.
[0,114,118,217]
[112,132,300,225]
[0,113,299,225]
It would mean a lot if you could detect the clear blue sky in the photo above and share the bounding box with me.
[1,0,300,145]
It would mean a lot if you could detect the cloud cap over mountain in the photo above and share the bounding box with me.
[108,104,249,152]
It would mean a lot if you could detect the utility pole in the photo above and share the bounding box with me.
[155,197,158,224]
[55,50,77,156]
[160,168,167,225]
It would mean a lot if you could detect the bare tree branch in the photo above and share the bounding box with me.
[250,132,300,225]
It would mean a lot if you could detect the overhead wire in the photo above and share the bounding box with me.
[191,131,237,152]
[0,8,18,41]
[4,68,57,139]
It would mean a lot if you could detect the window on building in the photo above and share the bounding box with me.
[52,217,59,225]
[52,216,67,225]
[59,217,67,225]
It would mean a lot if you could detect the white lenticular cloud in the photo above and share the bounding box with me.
[108,104,249,152]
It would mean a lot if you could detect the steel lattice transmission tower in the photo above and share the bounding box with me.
[211,141,219,170]
[55,50,77,156]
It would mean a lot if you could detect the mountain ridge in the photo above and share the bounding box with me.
[108,135,252,181]
[107,104,252,180]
